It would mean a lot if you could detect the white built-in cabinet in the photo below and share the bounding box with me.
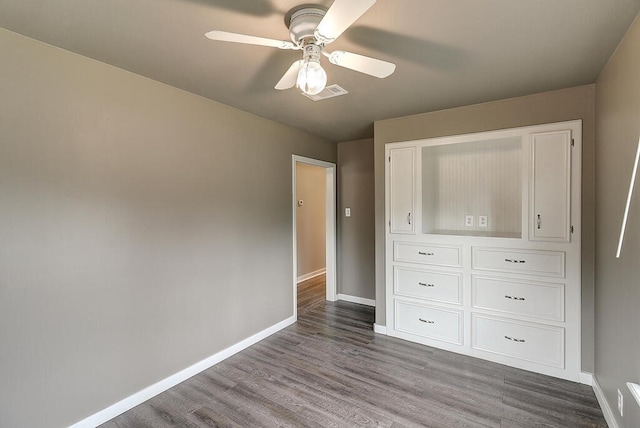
[530,130,572,242]
[388,147,416,234]
[384,120,582,382]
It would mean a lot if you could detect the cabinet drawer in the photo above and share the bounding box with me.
[395,300,462,344]
[472,247,565,277]
[395,267,461,304]
[394,242,461,267]
[472,276,564,321]
[471,314,564,368]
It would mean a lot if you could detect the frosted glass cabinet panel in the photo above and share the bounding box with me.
[422,137,522,238]
[530,131,572,242]
[389,147,415,234]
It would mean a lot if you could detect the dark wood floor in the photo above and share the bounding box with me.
[103,275,607,427]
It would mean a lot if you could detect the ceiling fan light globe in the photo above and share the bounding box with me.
[296,60,327,95]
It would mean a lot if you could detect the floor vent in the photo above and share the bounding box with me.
[302,84,348,101]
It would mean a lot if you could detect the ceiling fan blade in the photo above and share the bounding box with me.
[327,50,395,78]
[314,0,377,44]
[205,30,297,50]
[275,60,303,90]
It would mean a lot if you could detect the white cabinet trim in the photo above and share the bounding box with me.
[385,120,582,382]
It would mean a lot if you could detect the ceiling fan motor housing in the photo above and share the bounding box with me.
[206,0,396,92]
[288,7,326,44]
[301,43,322,62]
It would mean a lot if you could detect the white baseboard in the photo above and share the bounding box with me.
[297,268,326,284]
[580,371,593,386]
[336,294,375,307]
[69,315,296,428]
[373,324,387,334]
[593,375,619,428]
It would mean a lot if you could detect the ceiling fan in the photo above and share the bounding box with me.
[205,0,396,96]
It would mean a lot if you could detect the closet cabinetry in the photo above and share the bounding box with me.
[388,147,415,234]
[384,121,582,382]
[530,130,572,242]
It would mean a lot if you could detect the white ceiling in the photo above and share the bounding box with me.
[1,0,639,142]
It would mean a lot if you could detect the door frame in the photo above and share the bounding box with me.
[292,155,337,320]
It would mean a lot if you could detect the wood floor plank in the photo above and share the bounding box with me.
[102,276,606,427]
[186,405,244,428]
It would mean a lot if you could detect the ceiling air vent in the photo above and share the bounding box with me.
[302,84,348,101]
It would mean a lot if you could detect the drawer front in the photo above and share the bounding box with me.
[395,300,462,344]
[472,276,564,321]
[395,267,461,304]
[472,247,565,277]
[471,314,564,368]
[395,242,461,267]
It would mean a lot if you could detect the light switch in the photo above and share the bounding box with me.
[345,208,351,217]
[479,215,488,227]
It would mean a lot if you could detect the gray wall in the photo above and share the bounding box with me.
[0,29,335,428]
[295,163,326,278]
[374,85,596,372]
[337,139,375,300]
[594,13,640,428]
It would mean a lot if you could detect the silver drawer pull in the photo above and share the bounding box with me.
[418,282,435,287]
[504,295,525,301]
[504,258,526,264]
[504,335,525,343]
[418,318,435,324]
[418,251,435,256]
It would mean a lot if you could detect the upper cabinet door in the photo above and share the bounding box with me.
[389,146,416,234]
[530,130,572,242]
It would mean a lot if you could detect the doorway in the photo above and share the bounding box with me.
[292,155,336,320]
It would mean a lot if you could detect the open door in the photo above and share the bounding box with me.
[292,155,336,320]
